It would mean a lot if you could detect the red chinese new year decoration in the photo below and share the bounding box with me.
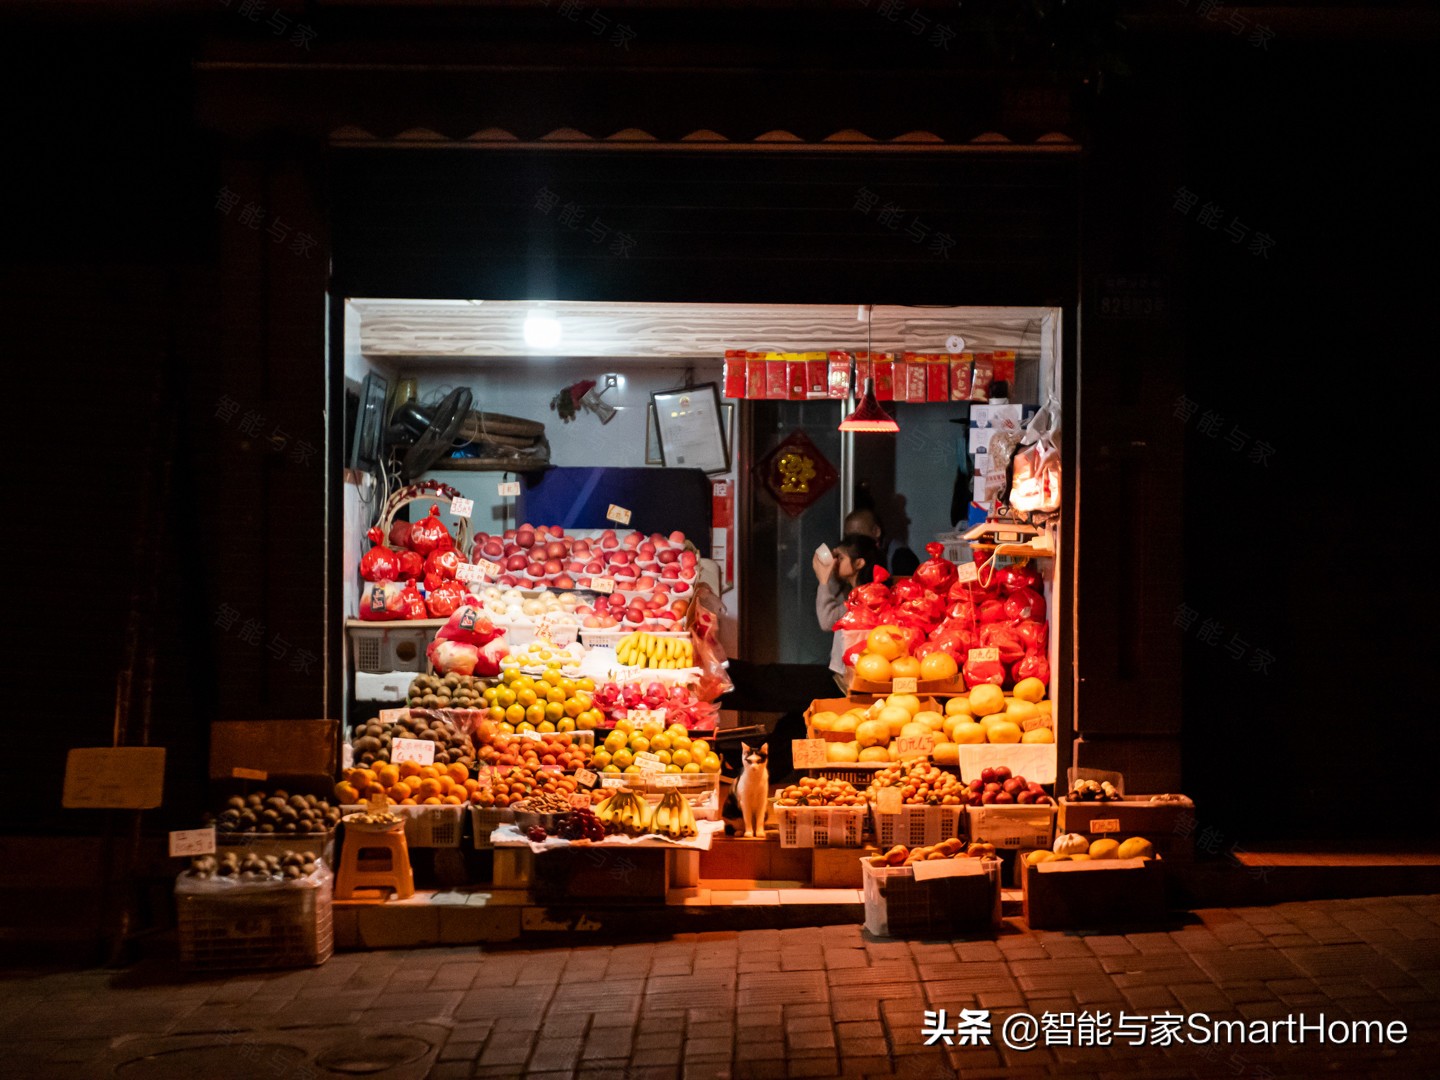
[752,429,837,517]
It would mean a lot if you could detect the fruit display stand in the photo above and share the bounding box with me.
[954,743,1057,786]
[488,820,721,901]
[1058,796,1195,861]
[176,864,335,971]
[862,857,1002,938]
[340,803,465,848]
[1021,857,1167,930]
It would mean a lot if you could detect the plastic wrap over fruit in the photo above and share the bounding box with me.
[425,546,460,582]
[1003,586,1045,623]
[425,579,468,619]
[408,505,452,556]
[1016,619,1048,652]
[994,563,1040,592]
[427,638,479,676]
[435,604,503,649]
[400,582,428,620]
[946,600,979,625]
[358,578,406,621]
[849,577,892,611]
[1013,648,1050,686]
[919,621,977,663]
[388,519,413,550]
[963,655,1006,686]
[913,541,957,595]
[980,622,1027,664]
[359,527,400,582]
[978,599,1009,624]
[396,549,425,581]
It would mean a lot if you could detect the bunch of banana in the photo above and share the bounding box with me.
[616,631,695,669]
[595,788,652,836]
[649,790,698,840]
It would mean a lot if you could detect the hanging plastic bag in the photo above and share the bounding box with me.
[396,549,425,581]
[1013,648,1050,686]
[400,582,428,621]
[963,653,1006,686]
[408,505,453,556]
[1003,586,1046,623]
[425,579,468,619]
[425,547,460,583]
[913,542,957,595]
[1010,399,1061,516]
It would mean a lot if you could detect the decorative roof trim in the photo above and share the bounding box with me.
[329,126,1080,153]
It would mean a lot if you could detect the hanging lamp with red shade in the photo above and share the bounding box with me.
[838,304,898,433]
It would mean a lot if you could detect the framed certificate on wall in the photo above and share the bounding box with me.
[650,383,730,474]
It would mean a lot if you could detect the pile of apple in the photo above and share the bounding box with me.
[590,681,719,732]
[969,766,1054,807]
[469,525,697,629]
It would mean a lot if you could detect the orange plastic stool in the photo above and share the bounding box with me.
[335,824,414,900]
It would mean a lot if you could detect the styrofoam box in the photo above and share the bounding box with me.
[348,622,437,674]
[775,805,868,849]
[966,804,1056,850]
[354,671,413,702]
[871,805,967,850]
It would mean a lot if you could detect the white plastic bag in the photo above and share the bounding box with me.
[1009,401,1061,516]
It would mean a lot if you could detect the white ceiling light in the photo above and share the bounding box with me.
[523,307,562,349]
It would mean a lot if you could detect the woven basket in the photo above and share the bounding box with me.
[378,481,474,553]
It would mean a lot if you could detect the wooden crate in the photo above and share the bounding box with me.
[1022,858,1167,930]
[862,858,1001,938]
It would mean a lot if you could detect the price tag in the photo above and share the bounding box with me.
[611,666,645,684]
[574,768,598,789]
[498,481,521,497]
[876,786,904,815]
[955,562,979,584]
[606,504,632,525]
[1021,716,1052,732]
[169,827,216,857]
[342,742,354,769]
[518,728,543,742]
[893,735,932,761]
[391,738,436,765]
[378,708,408,725]
[592,577,616,594]
[791,739,830,769]
[628,707,667,726]
[366,793,388,814]
[601,775,628,788]
[633,752,665,774]
[891,676,919,694]
[449,497,474,519]
[535,614,577,647]
[654,772,686,787]
[1090,818,1121,834]
[231,767,268,782]
[569,792,594,809]
[476,766,494,789]
[968,648,1000,664]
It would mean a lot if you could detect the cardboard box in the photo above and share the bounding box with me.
[1022,857,1166,930]
[967,804,1055,850]
[209,720,339,789]
[1058,797,1195,861]
[848,672,966,697]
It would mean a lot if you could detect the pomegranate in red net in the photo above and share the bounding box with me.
[396,549,425,581]
[914,542,957,595]
[359,527,400,582]
[408,505,453,556]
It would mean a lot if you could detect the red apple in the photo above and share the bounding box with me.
[555,574,575,590]
[614,565,639,579]
[611,551,633,567]
[980,791,998,805]
[623,532,642,549]
[993,766,1012,782]
[583,615,604,628]
[659,565,680,580]
[670,600,688,616]
[607,593,627,610]
[624,607,646,624]
[639,542,657,558]
[600,531,618,549]
[679,551,698,568]
[1017,791,1036,804]
[498,573,519,586]
[995,792,1015,804]
[1002,778,1023,796]
[673,581,691,594]
[545,540,567,560]
[669,531,686,545]
[585,560,604,574]
[505,554,529,571]
[483,540,504,559]
[566,560,586,574]
[516,529,535,549]
[527,561,546,577]
[550,526,564,537]
[543,558,563,575]
[635,576,657,591]
[656,549,680,565]
[503,528,516,540]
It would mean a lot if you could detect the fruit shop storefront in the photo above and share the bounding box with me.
[169,10,1191,960]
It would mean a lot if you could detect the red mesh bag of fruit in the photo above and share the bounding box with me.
[913,542,957,595]
[408,505,453,556]
[359,527,400,582]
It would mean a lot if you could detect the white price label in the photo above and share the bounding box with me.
[601,775,628,788]
[633,752,665,774]
[518,728,542,742]
[378,708,408,725]
[569,792,594,809]
[534,615,577,647]
[968,648,1000,664]
[791,739,830,769]
[606,504,633,525]
[367,793,389,814]
[574,768,598,789]
[391,738,436,765]
[231,767,267,782]
[654,772,686,787]
[497,481,521,497]
[1021,716,1052,732]
[891,676,919,694]
[1090,818,1121,834]
[893,735,932,761]
[592,577,616,594]
[611,666,646,684]
[955,563,979,584]
[169,827,216,857]
[876,786,904,815]
[455,562,488,583]
[628,707,667,726]
[449,497,474,519]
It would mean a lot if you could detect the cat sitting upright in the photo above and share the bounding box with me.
[722,742,769,838]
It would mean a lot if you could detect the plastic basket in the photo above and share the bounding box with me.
[800,763,891,787]
[348,622,437,674]
[862,858,1001,938]
[775,805,868,849]
[470,806,515,849]
[870,805,968,849]
[176,872,333,970]
[341,804,463,848]
[966,804,1056,850]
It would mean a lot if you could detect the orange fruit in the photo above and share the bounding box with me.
[866,625,906,660]
[442,795,462,805]
[919,651,959,681]
[376,764,400,788]
[398,759,423,778]
[401,798,418,805]
[417,778,443,801]
[419,765,440,780]
[388,782,412,801]
[334,781,359,804]
[345,768,370,788]
[423,796,443,805]
[446,762,469,783]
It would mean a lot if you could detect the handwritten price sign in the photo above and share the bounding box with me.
[633,752,665,774]
[891,676,918,694]
[654,772,686,787]
[591,577,616,594]
[391,738,436,765]
[606,504,633,525]
[449,497,474,519]
[497,481,521,497]
[569,792,594,810]
[1021,716,1053,732]
[893,735,933,761]
[574,768,598,789]
[955,562,979,584]
[968,647,1000,664]
[457,561,501,583]
[169,827,216,857]
[791,739,830,769]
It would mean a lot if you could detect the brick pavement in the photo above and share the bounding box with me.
[3,895,1438,1079]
